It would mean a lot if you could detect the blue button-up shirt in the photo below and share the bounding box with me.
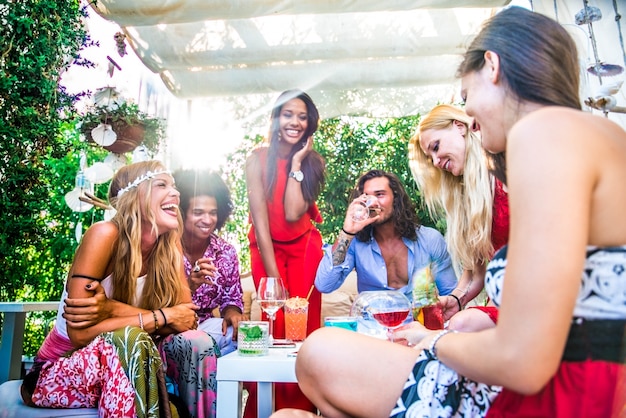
[315,226,457,300]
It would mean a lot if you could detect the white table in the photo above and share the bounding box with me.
[0,302,59,383]
[216,346,298,418]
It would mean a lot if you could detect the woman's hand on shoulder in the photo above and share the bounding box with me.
[63,281,114,329]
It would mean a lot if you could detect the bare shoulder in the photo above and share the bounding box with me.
[511,107,625,145]
[82,221,119,243]
[245,148,263,173]
[508,107,626,162]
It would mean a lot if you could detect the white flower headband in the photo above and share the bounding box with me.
[117,169,171,198]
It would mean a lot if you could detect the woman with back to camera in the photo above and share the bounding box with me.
[271,7,626,418]
[246,89,325,414]
[409,104,509,331]
[37,160,220,418]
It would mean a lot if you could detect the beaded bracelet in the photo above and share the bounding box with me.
[428,329,458,361]
[449,294,462,312]
[138,312,144,330]
[152,310,159,331]
[341,227,355,236]
[159,308,167,326]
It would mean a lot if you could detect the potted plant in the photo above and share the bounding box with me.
[79,100,166,155]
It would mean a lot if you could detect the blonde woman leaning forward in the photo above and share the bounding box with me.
[272,7,626,418]
[25,161,220,418]
[409,104,509,331]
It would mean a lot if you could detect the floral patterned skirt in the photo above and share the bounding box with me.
[158,330,220,418]
[32,326,168,417]
[390,350,501,418]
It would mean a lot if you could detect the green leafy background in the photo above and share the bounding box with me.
[0,1,445,359]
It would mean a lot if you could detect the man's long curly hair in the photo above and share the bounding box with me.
[352,170,420,242]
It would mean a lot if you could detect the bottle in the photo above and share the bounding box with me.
[412,265,444,330]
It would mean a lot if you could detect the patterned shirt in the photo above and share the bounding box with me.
[183,234,244,322]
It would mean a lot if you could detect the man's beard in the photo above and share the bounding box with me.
[373,213,393,227]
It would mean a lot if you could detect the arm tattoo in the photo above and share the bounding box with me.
[332,237,352,266]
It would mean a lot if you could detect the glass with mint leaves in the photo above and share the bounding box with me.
[238,321,270,356]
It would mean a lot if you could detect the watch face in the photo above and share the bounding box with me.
[291,171,304,182]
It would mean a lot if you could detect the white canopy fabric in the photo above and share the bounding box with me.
[90,0,513,118]
[89,0,625,130]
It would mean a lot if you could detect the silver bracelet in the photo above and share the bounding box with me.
[138,312,144,330]
[428,329,458,361]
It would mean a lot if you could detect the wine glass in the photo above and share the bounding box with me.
[353,290,411,341]
[257,276,287,344]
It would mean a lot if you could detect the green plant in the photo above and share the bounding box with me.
[221,133,265,273]
[0,0,95,355]
[79,101,166,155]
[316,115,444,244]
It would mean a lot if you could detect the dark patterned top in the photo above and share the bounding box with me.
[485,245,626,320]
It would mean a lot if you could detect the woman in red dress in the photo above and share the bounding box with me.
[245,89,326,415]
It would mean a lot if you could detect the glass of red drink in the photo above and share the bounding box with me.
[353,290,411,341]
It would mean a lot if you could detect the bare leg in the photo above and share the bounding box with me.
[447,308,495,332]
[294,327,422,418]
[271,409,319,418]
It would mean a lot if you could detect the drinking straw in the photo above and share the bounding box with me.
[306,284,315,301]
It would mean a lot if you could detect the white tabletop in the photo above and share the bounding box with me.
[217,346,298,383]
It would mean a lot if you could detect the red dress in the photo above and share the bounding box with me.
[247,147,323,335]
[490,178,510,254]
[470,178,509,324]
[246,148,323,416]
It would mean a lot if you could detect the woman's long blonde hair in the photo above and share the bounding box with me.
[107,160,185,309]
[409,104,494,269]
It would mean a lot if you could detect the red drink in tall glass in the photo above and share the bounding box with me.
[412,305,444,330]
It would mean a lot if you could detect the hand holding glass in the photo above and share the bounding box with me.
[352,195,380,222]
[257,276,287,344]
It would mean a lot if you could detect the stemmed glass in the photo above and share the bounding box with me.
[257,276,287,344]
[353,290,411,342]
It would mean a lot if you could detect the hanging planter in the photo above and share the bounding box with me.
[79,101,165,155]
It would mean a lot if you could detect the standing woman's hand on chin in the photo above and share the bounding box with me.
[292,136,313,165]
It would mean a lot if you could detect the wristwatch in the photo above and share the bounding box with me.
[289,170,304,182]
